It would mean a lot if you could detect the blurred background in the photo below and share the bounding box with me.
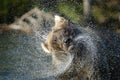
[0,0,120,33]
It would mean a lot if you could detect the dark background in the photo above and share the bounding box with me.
[0,0,120,32]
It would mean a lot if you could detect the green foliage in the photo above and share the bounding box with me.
[0,0,119,30]
[58,2,83,24]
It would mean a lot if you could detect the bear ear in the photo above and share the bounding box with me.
[41,43,50,53]
[54,15,61,22]
[54,15,68,27]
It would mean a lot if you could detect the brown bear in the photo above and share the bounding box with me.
[41,15,120,80]
[41,15,102,80]
[0,7,120,80]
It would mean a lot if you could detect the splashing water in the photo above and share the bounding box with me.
[0,18,98,80]
[74,33,98,61]
[1,8,114,80]
[0,7,77,80]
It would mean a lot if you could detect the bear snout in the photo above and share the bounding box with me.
[63,37,72,44]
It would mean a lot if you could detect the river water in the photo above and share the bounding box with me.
[0,8,120,80]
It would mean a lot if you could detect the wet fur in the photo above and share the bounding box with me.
[41,16,100,80]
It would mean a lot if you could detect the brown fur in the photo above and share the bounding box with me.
[41,16,95,80]
[41,15,72,54]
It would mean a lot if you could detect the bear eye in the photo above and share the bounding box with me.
[64,30,67,33]
[53,39,57,42]
[64,30,69,35]
[53,37,57,42]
